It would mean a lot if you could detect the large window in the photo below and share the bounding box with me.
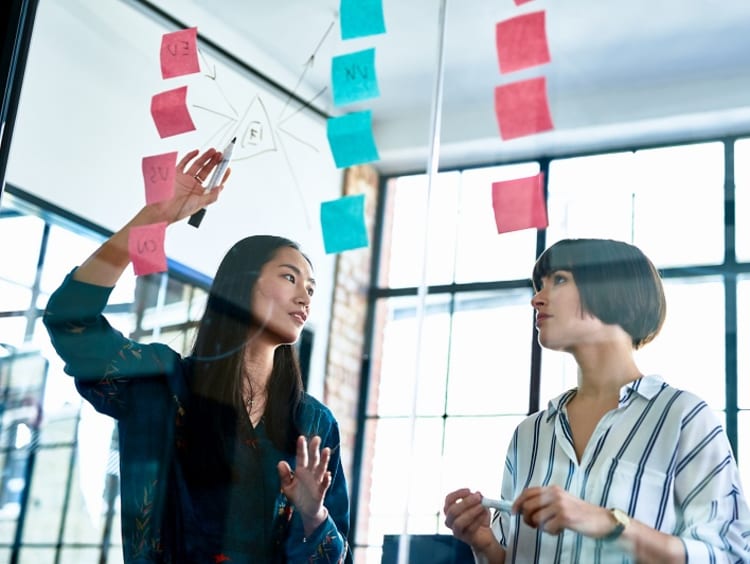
[355,138,750,562]
[0,190,209,564]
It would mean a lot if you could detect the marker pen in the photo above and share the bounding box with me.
[481,497,513,514]
[189,137,236,228]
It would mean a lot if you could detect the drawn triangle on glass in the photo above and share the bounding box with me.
[232,95,278,160]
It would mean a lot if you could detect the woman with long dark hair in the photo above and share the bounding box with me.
[44,148,350,562]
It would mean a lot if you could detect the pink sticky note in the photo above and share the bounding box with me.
[496,11,550,74]
[142,152,177,204]
[160,27,200,79]
[150,86,196,138]
[492,173,548,233]
[514,0,535,5]
[128,223,168,276]
[494,77,554,140]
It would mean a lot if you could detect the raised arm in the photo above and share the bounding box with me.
[74,148,229,287]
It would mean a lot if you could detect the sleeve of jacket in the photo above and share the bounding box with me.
[42,269,179,419]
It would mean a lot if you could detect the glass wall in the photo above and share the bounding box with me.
[356,138,750,562]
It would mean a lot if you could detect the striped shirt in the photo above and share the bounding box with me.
[492,375,750,563]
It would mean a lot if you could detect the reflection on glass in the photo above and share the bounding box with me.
[548,142,724,268]
[635,276,725,408]
[446,289,533,415]
[0,214,44,288]
[735,139,750,262]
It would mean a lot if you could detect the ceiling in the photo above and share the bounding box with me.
[126,0,750,172]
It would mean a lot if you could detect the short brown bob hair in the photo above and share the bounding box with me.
[532,238,666,349]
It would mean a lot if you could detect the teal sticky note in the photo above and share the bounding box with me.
[320,194,369,254]
[332,48,380,107]
[340,0,386,40]
[327,110,380,168]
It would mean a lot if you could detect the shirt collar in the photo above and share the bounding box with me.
[545,374,666,422]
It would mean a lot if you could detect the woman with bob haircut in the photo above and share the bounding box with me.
[43,148,351,563]
[444,238,750,563]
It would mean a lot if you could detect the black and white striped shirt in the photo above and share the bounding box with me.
[493,375,750,563]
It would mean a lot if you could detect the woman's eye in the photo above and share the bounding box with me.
[284,273,296,283]
[307,287,315,297]
[553,274,567,285]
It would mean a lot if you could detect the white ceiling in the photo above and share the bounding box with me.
[138,0,750,173]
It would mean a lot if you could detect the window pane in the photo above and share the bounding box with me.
[0,214,44,287]
[735,138,750,262]
[446,289,533,415]
[635,276,725,408]
[540,349,578,406]
[441,415,525,510]
[454,163,540,283]
[738,275,750,409]
[369,295,451,416]
[356,417,444,546]
[379,172,461,288]
[547,143,724,268]
[630,143,724,267]
[21,447,69,543]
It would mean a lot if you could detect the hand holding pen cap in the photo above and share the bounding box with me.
[188,136,235,228]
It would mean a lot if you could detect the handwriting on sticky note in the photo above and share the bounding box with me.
[340,0,386,40]
[494,77,553,140]
[160,27,200,79]
[142,152,177,204]
[496,11,550,74]
[320,194,369,254]
[332,48,380,106]
[491,172,548,234]
[128,223,168,276]
[150,86,196,139]
[326,110,380,168]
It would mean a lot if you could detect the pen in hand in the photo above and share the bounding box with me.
[188,137,236,228]
[481,496,513,514]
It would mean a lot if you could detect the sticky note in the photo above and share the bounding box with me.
[332,48,380,106]
[160,27,200,79]
[326,110,380,168]
[514,0,535,5]
[142,152,177,204]
[496,11,550,74]
[150,86,196,138]
[491,173,548,233]
[320,194,369,254]
[128,223,168,276]
[340,0,386,40]
[494,77,553,140]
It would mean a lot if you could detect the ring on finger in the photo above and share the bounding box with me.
[193,174,203,182]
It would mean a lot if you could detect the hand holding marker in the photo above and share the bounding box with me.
[188,137,236,228]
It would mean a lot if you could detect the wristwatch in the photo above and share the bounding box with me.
[602,508,630,541]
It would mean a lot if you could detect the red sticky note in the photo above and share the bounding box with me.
[160,27,200,79]
[496,11,550,74]
[128,223,168,276]
[492,173,548,233]
[494,77,553,140]
[150,86,196,138]
[142,152,177,204]
[514,0,535,5]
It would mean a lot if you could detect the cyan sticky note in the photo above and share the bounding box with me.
[340,0,386,40]
[326,110,380,168]
[320,194,369,254]
[332,48,380,106]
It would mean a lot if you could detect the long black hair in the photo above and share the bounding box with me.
[184,235,310,481]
